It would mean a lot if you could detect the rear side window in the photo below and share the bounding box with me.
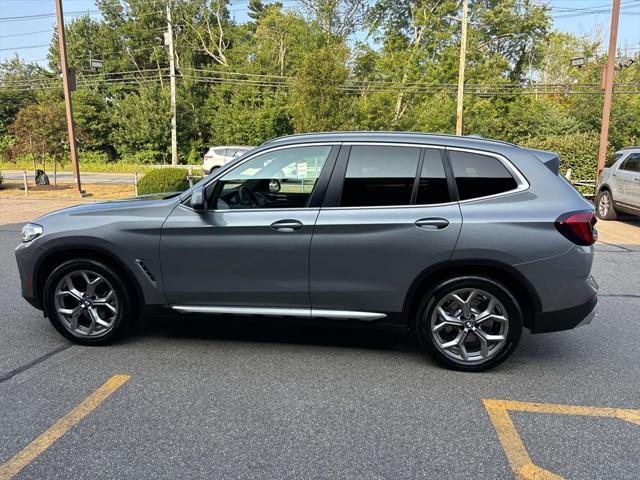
[416,149,451,204]
[340,146,420,207]
[606,153,623,168]
[449,151,518,200]
[620,153,640,172]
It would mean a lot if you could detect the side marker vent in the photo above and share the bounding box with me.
[135,259,157,286]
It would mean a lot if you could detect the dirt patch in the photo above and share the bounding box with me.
[0,180,135,200]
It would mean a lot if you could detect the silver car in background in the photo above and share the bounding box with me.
[15,132,599,371]
[203,145,253,174]
[596,147,640,220]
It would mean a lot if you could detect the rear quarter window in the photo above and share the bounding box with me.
[449,151,518,201]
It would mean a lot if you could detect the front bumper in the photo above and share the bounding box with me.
[530,294,598,334]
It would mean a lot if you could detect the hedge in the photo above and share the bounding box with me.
[137,168,190,195]
[521,132,602,181]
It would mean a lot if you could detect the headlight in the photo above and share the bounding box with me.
[22,223,43,243]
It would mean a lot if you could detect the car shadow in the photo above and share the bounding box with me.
[132,311,420,354]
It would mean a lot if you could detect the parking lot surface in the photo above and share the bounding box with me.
[1,222,638,479]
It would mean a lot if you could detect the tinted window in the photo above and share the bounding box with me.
[340,146,420,207]
[620,153,640,172]
[416,149,451,204]
[606,153,623,168]
[450,151,518,200]
[210,145,331,210]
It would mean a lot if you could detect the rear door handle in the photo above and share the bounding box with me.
[271,219,303,232]
[415,218,450,230]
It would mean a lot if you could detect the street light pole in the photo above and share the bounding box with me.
[596,0,621,178]
[54,0,82,193]
[455,0,468,136]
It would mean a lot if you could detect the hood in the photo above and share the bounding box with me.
[34,193,181,222]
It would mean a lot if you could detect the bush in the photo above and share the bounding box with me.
[521,132,603,181]
[79,151,110,164]
[124,150,165,164]
[136,168,189,195]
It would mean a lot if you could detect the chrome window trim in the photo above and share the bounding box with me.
[171,305,387,320]
[342,142,443,149]
[446,146,530,204]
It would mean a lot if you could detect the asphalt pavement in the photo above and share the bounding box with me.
[0,222,638,479]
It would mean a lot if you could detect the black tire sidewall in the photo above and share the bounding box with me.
[43,259,134,345]
[415,276,523,372]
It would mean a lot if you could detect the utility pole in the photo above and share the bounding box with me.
[597,0,621,178]
[455,0,468,136]
[166,0,178,166]
[54,0,82,192]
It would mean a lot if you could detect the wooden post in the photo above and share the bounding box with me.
[455,0,468,136]
[23,171,28,195]
[54,0,82,192]
[596,0,621,178]
[134,172,138,196]
[188,167,193,188]
[166,1,178,166]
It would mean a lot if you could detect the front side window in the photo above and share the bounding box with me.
[340,146,421,207]
[619,153,640,172]
[209,145,331,210]
[416,149,451,205]
[449,151,518,201]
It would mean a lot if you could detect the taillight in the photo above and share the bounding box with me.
[555,211,598,246]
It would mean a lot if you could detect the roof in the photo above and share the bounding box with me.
[261,131,520,151]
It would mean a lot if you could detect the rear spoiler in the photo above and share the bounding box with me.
[525,148,560,175]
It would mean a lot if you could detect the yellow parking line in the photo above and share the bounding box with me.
[0,374,130,480]
[597,227,640,245]
[483,398,640,480]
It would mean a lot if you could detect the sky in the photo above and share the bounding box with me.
[1,0,639,66]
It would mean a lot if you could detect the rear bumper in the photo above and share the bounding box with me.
[530,294,598,334]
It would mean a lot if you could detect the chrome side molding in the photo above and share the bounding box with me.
[171,305,386,321]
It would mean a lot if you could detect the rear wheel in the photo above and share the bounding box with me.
[414,276,522,371]
[596,190,617,220]
[43,259,136,345]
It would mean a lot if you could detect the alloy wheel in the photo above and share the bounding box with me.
[54,270,119,337]
[598,193,610,218]
[430,288,509,364]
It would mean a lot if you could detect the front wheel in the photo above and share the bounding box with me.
[43,259,136,345]
[414,276,523,371]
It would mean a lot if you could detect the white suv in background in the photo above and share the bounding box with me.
[596,147,640,220]
[203,146,253,174]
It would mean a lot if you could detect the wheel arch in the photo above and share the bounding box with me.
[34,246,144,313]
[402,260,541,329]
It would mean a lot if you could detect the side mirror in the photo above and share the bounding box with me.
[190,185,206,210]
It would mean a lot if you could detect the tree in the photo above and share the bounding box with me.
[289,43,352,132]
[9,101,69,170]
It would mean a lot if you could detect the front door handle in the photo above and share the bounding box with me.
[415,218,450,230]
[271,219,303,232]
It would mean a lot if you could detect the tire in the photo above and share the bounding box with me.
[596,190,617,220]
[414,276,523,372]
[43,259,137,345]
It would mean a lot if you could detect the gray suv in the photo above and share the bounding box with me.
[15,133,599,371]
[596,147,640,220]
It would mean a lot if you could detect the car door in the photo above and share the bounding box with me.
[617,153,640,208]
[160,144,338,309]
[310,144,462,316]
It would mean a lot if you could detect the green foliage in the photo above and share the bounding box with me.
[522,132,601,181]
[79,150,110,164]
[136,168,190,195]
[123,150,167,165]
[0,0,638,176]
